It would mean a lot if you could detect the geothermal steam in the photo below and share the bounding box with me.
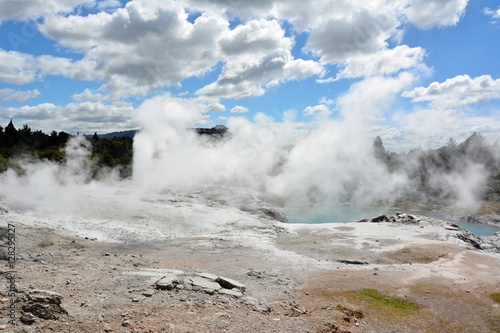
[131,75,416,207]
[0,75,495,215]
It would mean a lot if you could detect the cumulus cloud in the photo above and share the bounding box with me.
[0,50,38,84]
[331,45,426,80]
[319,97,334,105]
[38,3,323,99]
[37,55,96,81]
[71,88,105,102]
[96,0,122,11]
[0,0,93,23]
[219,19,291,58]
[230,106,249,113]
[390,107,500,151]
[0,88,40,102]
[395,74,500,150]
[484,6,500,22]
[198,19,322,99]
[29,0,433,102]
[3,103,58,121]
[194,0,445,84]
[198,51,322,99]
[402,75,500,108]
[405,0,469,29]
[2,101,135,134]
[0,49,95,85]
[195,0,403,33]
[303,104,330,116]
[39,1,227,92]
[304,9,399,64]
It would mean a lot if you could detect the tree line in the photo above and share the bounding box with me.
[0,120,133,177]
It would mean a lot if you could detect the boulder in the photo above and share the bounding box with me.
[27,290,64,305]
[371,215,390,223]
[22,290,67,320]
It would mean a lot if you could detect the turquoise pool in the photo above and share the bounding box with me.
[285,205,500,236]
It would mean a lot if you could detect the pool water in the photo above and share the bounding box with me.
[285,205,500,236]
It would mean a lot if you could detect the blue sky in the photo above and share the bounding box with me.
[0,0,499,151]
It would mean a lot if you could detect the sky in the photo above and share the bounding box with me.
[0,0,499,152]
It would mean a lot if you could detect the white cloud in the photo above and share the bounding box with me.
[0,88,40,102]
[336,72,417,125]
[3,103,58,121]
[32,0,431,101]
[219,19,291,58]
[195,0,404,33]
[0,0,93,24]
[405,0,469,29]
[201,98,226,112]
[390,107,500,151]
[36,55,96,81]
[304,9,399,64]
[96,0,121,11]
[2,101,135,134]
[38,2,320,99]
[39,1,228,94]
[484,6,500,21]
[198,51,322,99]
[230,105,249,113]
[319,97,334,106]
[0,49,96,85]
[303,104,330,116]
[0,50,38,84]
[332,45,426,80]
[402,75,500,108]
[197,18,322,99]
[71,88,105,102]
[194,1,431,85]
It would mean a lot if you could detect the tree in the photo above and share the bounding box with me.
[58,131,70,145]
[19,124,32,136]
[4,120,19,147]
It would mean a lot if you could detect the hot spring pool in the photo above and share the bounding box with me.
[284,205,500,236]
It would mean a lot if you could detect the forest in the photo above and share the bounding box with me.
[0,120,133,177]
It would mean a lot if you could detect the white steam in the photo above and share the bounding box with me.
[131,75,416,207]
[0,75,495,220]
[0,135,120,216]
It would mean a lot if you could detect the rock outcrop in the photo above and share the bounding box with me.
[20,290,68,323]
[194,125,230,140]
[358,212,420,224]
[464,214,500,226]
[359,212,500,253]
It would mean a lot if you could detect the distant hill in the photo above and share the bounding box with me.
[88,129,138,140]
[90,125,230,140]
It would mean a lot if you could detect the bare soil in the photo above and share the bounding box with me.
[1,206,500,332]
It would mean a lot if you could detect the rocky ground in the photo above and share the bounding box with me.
[0,186,500,332]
